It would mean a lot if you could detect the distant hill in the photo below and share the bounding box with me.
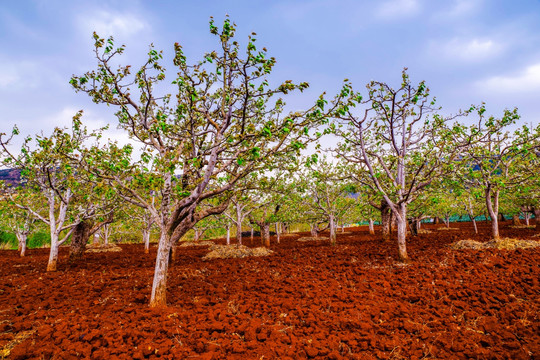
[0,168,21,186]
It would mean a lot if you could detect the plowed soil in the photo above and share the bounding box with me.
[1,221,539,360]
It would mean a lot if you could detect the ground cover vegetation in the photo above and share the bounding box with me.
[1,18,540,359]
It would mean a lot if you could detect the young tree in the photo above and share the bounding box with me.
[294,157,356,245]
[355,192,380,235]
[428,187,462,228]
[70,19,329,306]
[455,105,539,239]
[333,70,460,261]
[1,115,103,271]
[124,199,157,253]
[0,204,34,256]
[247,174,290,247]
[219,193,258,245]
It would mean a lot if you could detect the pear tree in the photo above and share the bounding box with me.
[332,70,460,261]
[70,19,329,306]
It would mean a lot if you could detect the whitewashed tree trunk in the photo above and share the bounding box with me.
[444,216,450,228]
[396,205,408,262]
[276,223,280,244]
[47,232,60,272]
[468,212,478,234]
[101,224,110,245]
[150,231,171,307]
[226,224,231,245]
[235,201,244,245]
[45,188,74,271]
[368,219,375,235]
[235,222,243,245]
[143,228,151,253]
[329,214,336,245]
[523,212,530,226]
[485,186,500,239]
[16,232,28,257]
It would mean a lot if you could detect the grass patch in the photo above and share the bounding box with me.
[437,227,459,231]
[451,238,540,250]
[203,244,273,260]
[509,225,536,229]
[27,231,50,248]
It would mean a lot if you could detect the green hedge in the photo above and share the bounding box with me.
[0,230,51,249]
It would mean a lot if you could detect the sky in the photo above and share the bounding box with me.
[1,0,540,150]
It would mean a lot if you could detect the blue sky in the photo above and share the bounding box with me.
[1,0,540,147]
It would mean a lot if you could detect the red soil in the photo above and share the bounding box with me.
[0,221,538,360]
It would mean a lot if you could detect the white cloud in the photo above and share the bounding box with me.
[447,0,483,16]
[0,58,40,90]
[78,11,148,38]
[477,63,540,94]
[376,0,420,19]
[433,37,504,63]
[43,106,102,129]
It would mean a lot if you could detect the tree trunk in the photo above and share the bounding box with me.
[261,223,270,247]
[47,233,60,272]
[391,211,398,233]
[443,216,451,228]
[535,209,540,230]
[368,219,375,235]
[409,218,419,236]
[512,214,522,226]
[329,215,337,246]
[380,202,391,242]
[226,225,231,245]
[69,220,93,261]
[395,205,409,262]
[143,228,151,253]
[150,232,172,307]
[523,212,530,226]
[485,187,500,239]
[93,233,99,245]
[250,226,254,244]
[236,221,243,245]
[102,225,109,245]
[276,223,280,244]
[310,224,320,238]
[468,212,478,234]
[16,233,28,257]
[20,236,27,257]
